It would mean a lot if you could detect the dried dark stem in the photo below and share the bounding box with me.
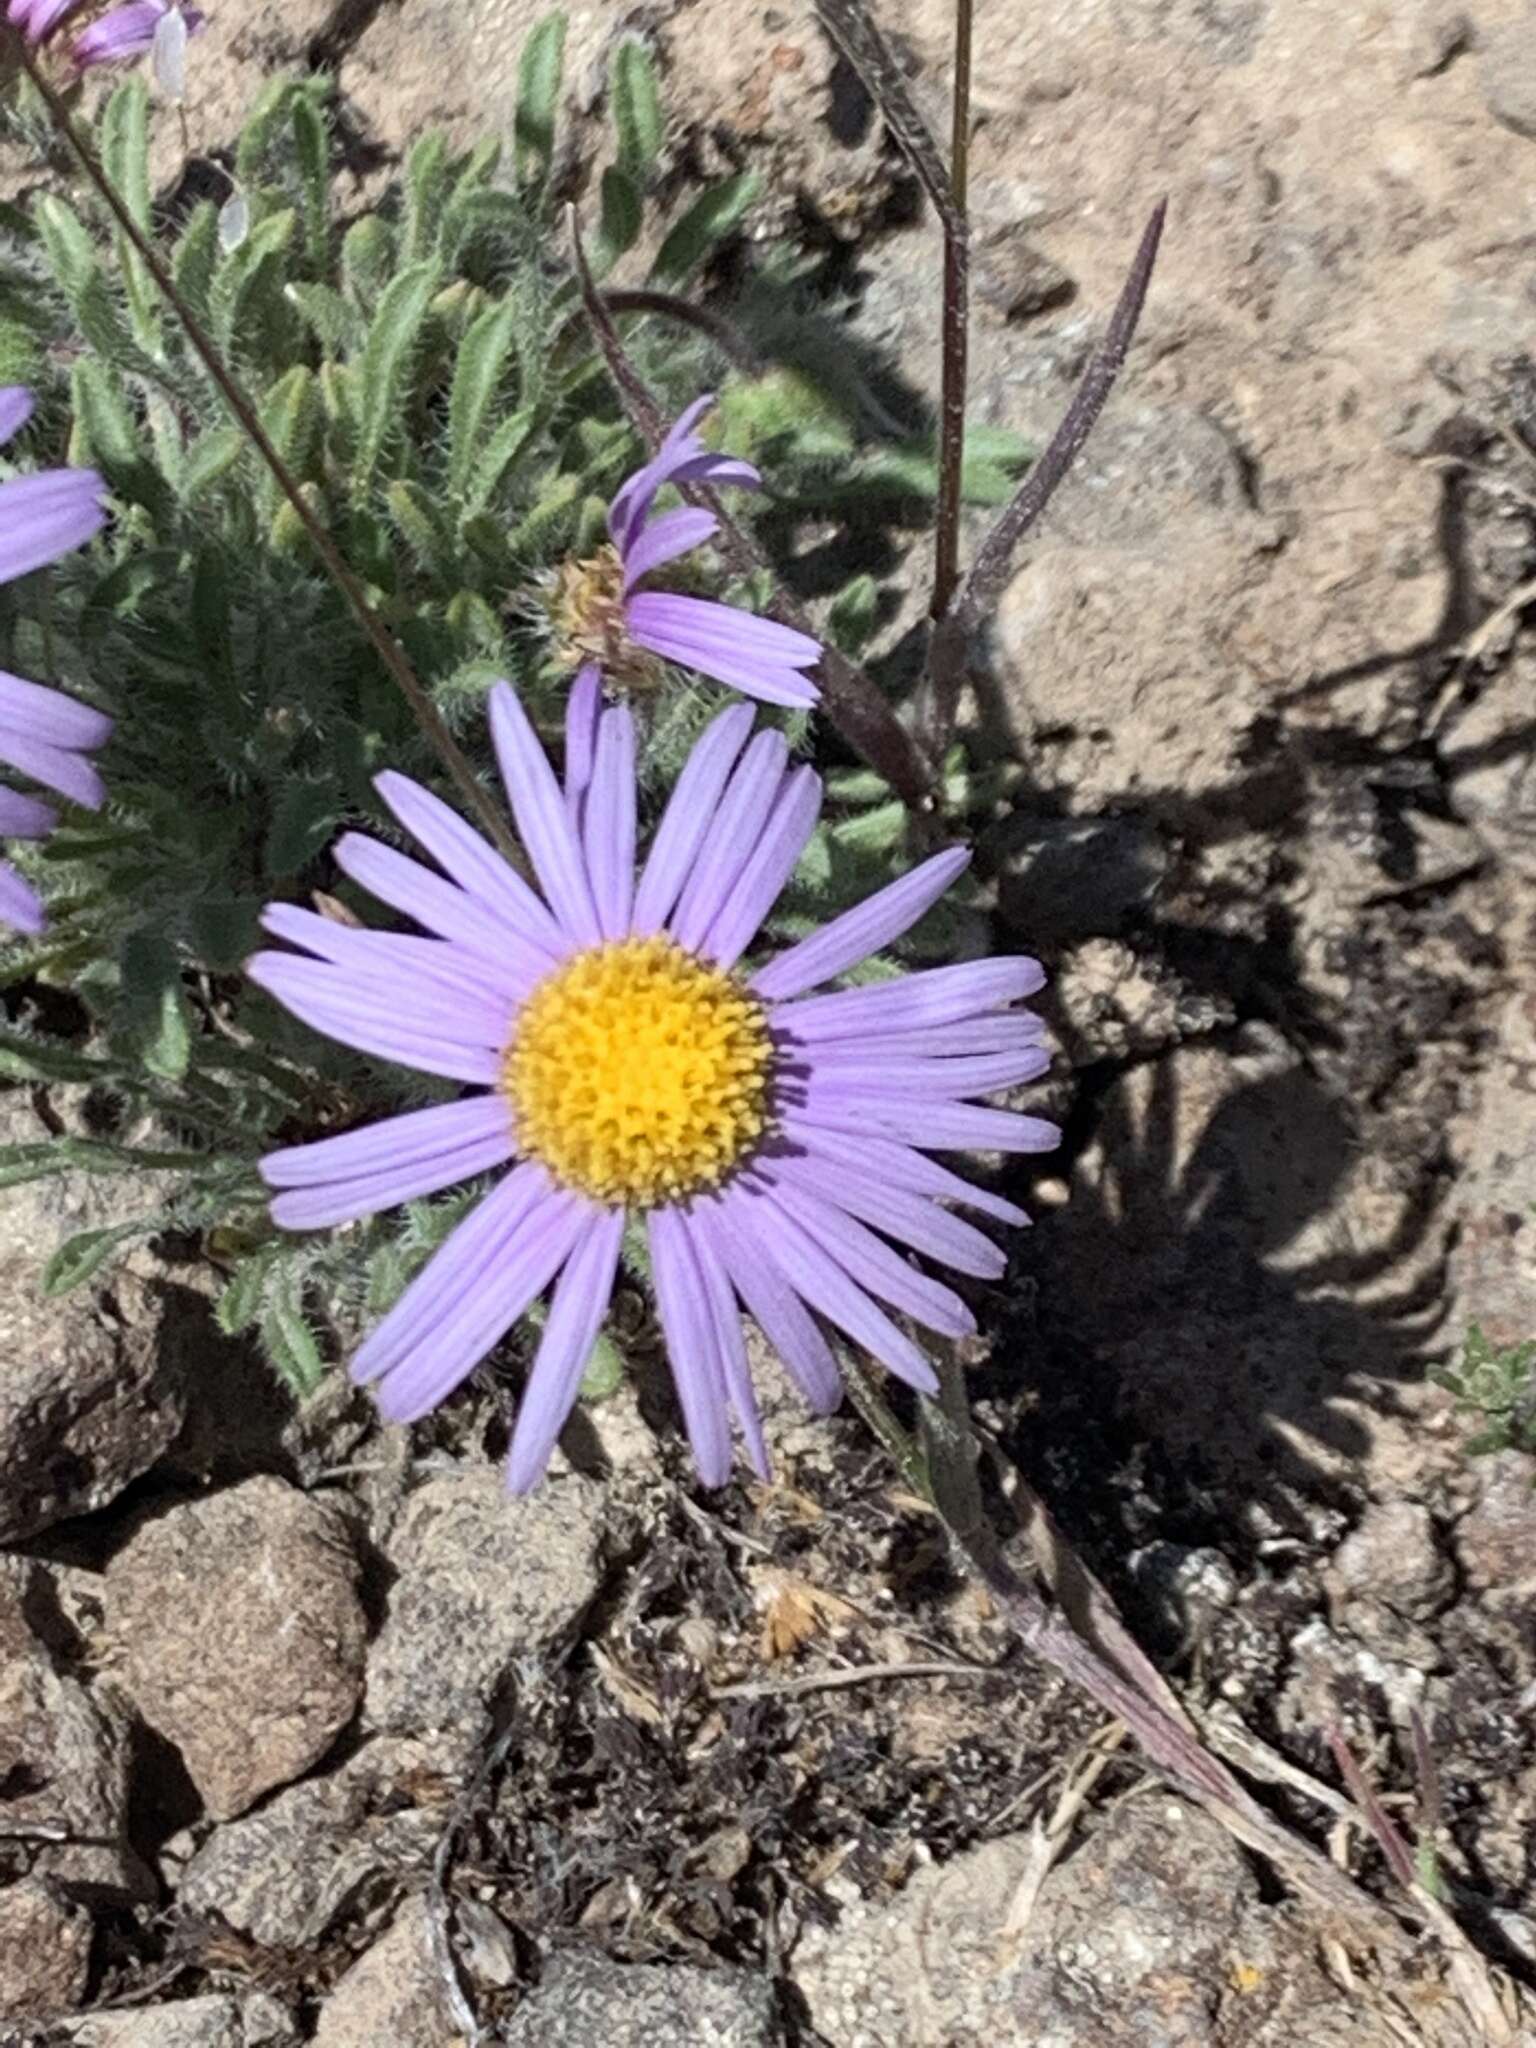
[926,199,1168,728]
[16,34,521,864]
[815,0,964,236]
[567,205,940,814]
[930,0,972,634]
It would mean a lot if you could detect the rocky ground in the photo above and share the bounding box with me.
[6,0,1536,2041]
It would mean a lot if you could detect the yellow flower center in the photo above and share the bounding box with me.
[503,936,774,1206]
[549,544,663,692]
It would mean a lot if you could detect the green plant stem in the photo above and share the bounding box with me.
[15,34,522,865]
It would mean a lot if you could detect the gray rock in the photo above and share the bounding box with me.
[0,1877,93,2022]
[0,1645,137,1897]
[106,1477,367,1820]
[366,1469,603,1736]
[502,1953,781,2046]
[1326,1501,1451,1620]
[1454,1452,1536,1598]
[0,1261,187,1542]
[309,1897,457,2048]
[1481,9,1536,139]
[176,1741,446,1948]
[59,1992,294,2047]
[794,1799,1257,2046]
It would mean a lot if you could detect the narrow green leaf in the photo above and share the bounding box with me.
[100,78,158,348]
[610,38,663,181]
[461,403,536,516]
[446,294,519,495]
[404,130,452,262]
[652,171,760,283]
[33,194,98,303]
[265,776,338,876]
[354,258,442,488]
[216,1248,277,1335]
[172,201,220,326]
[43,1220,153,1297]
[827,572,880,654]
[341,213,395,310]
[290,89,331,272]
[285,280,359,357]
[594,166,642,272]
[261,1293,326,1397]
[514,13,567,185]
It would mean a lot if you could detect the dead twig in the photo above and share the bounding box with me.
[712,1656,989,1702]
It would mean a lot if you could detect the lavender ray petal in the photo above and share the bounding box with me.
[262,1095,512,1188]
[0,389,33,446]
[751,848,970,1001]
[260,903,535,1010]
[0,668,113,750]
[606,394,716,553]
[374,770,565,959]
[763,1148,1005,1280]
[795,1017,1046,1062]
[709,1185,842,1414]
[789,1093,1061,1154]
[564,662,601,818]
[648,1202,732,1488]
[681,1204,769,1481]
[249,946,509,1049]
[702,765,822,970]
[756,1170,974,1339]
[247,954,503,1085]
[351,1161,547,1384]
[0,471,106,583]
[779,1116,1030,1228]
[372,1184,588,1424]
[620,506,718,593]
[0,859,45,935]
[771,957,1046,1042]
[0,785,57,838]
[742,1184,938,1393]
[791,1047,1052,1098]
[505,1204,625,1494]
[334,832,545,965]
[488,682,602,948]
[0,727,105,809]
[270,1128,517,1231]
[582,703,636,941]
[630,702,754,935]
[625,593,821,668]
[668,729,788,953]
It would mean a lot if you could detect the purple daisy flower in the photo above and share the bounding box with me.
[71,0,204,70]
[251,683,1056,1493]
[550,395,821,711]
[0,387,110,936]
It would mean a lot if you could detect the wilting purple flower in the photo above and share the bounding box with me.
[6,0,86,39]
[72,1,204,71]
[251,683,1055,1492]
[0,388,110,935]
[550,396,821,710]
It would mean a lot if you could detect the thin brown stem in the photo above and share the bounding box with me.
[567,205,940,814]
[17,34,520,863]
[931,0,972,632]
[926,199,1167,730]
